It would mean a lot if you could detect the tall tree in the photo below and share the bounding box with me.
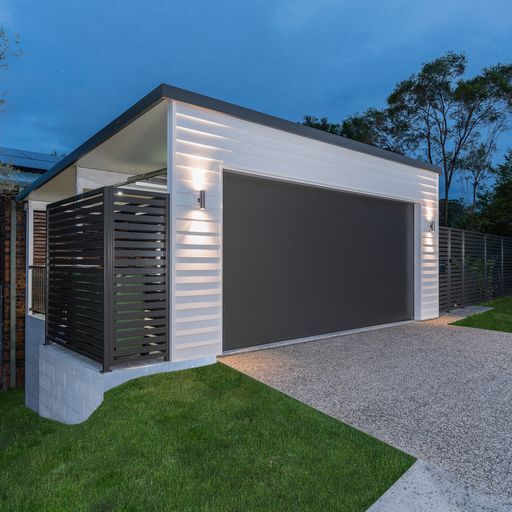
[458,142,495,209]
[304,53,512,225]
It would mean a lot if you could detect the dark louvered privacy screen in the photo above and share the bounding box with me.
[439,226,512,311]
[46,186,169,371]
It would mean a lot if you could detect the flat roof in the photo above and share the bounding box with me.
[18,83,441,200]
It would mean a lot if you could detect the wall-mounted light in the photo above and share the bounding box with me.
[428,220,436,233]
[197,190,206,210]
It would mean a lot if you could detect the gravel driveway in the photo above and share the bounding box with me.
[222,312,512,499]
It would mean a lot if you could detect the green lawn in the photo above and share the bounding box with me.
[452,295,512,333]
[0,363,413,512]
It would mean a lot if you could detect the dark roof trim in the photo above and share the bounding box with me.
[18,83,440,201]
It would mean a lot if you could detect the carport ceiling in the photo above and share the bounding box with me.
[77,99,167,175]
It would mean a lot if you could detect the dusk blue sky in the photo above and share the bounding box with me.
[1,0,512,199]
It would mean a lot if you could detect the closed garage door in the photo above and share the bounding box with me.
[223,171,414,351]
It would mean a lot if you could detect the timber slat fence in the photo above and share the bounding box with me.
[439,226,512,311]
[46,186,169,371]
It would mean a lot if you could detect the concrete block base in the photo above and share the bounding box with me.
[37,344,215,424]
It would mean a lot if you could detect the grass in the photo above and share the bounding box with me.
[0,363,414,512]
[452,295,512,333]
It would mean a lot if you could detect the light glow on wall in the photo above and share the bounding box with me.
[192,168,206,192]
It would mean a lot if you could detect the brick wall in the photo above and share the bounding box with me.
[0,194,27,388]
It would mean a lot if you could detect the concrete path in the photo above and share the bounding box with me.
[222,308,512,501]
[368,460,512,511]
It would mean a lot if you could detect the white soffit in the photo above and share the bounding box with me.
[77,100,168,175]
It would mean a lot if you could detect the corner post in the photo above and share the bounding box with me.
[103,186,114,372]
[166,99,176,362]
[447,228,452,308]
[44,204,50,345]
[461,230,465,306]
[501,237,505,296]
[164,192,170,361]
[483,234,487,301]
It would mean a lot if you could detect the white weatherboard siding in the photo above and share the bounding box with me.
[169,101,439,362]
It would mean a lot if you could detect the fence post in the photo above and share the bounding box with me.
[483,234,488,301]
[461,230,465,306]
[447,228,452,308]
[501,237,505,296]
[164,193,171,362]
[103,186,114,373]
[45,205,50,345]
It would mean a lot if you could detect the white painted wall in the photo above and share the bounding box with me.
[76,167,133,194]
[168,101,439,362]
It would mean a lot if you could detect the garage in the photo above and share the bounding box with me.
[223,171,415,351]
[22,83,439,372]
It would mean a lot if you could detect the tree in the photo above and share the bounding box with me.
[303,115,343,136]
[439,198,468,228]
[304,53,512,226]
[458,142,495,209]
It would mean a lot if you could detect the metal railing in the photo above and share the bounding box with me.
[439,226,512,310]
[45,186,169,372]
[30,265,46,315]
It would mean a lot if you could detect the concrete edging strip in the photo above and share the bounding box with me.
[367,460,512,512]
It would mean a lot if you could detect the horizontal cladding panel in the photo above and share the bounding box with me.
[175,138,437,200]
[176,105,438,187]
[172,343,219,362]
[176,150,428,204]
[176,106,438,180]
[176,219,221,236]
[174,206,221,223]
[174,190,221,207]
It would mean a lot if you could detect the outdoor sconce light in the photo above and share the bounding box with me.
[197,190,206,210]
[428,220,436,233]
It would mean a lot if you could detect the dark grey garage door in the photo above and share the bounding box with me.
[223,171,414,351]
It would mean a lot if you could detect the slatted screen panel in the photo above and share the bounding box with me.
[33,210,47,266]
[439,227,512,310]
[450,228,464,307]
[487,235,502,298]
[438,226,450,310]
[46,190,105,363]
[464,231,486,305]
[111,189,169,364]
[504,238,512,295]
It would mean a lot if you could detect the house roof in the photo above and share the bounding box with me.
[17,83,441,201]
[0,146,61,173]
[0,168,43,189]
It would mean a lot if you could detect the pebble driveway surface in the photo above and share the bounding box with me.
[222,310,512,501]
